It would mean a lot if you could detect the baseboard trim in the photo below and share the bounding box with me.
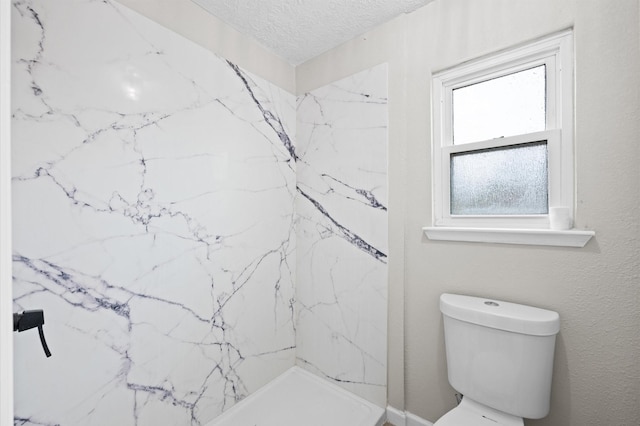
[386,406,434,426]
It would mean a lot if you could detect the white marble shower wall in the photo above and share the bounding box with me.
[295,64,389,407]
[11,0,296,424]
[11,0,389,423]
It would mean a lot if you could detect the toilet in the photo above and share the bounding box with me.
[435,294,560,426]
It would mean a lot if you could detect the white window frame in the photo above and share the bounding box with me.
[431,31,574,231]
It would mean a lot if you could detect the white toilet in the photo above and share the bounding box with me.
[435,293,560,426]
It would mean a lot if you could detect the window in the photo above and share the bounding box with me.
[431,31,574,231]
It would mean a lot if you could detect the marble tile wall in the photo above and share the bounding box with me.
[295,64,388,407]
[11,0,296,424]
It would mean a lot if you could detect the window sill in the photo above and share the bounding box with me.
[423,226,595,247]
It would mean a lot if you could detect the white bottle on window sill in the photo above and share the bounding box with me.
[549,206,572,230]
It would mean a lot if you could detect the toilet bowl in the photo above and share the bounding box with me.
[435,294,560,426]
[434,397,523,426]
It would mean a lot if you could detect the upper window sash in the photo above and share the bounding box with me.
[434,36,570,147]
[440,56,559,146]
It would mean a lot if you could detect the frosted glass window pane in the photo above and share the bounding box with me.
[453,66,546,144]
[450,142,548,215]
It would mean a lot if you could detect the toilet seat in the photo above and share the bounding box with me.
[433,397,524,426]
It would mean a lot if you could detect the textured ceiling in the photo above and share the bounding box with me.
[191,0,434,65]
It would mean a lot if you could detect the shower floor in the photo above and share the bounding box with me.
[206,367,386,426]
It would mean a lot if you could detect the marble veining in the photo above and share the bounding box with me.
[12,0,296,424]
[296,187,387,262]
[295,64,388,406]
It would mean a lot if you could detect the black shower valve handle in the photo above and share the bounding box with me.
[13,309,52,358]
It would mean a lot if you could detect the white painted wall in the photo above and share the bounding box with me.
[298,0,640,424]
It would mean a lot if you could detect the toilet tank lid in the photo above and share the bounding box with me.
[440,294,560,336]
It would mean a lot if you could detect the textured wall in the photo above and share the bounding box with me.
[12,0,296,424]
[298,0,640,425]
[295,64,389,406]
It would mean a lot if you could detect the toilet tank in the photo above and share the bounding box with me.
[440,294,560,420]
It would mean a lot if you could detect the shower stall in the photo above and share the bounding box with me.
[10,0,388,424]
